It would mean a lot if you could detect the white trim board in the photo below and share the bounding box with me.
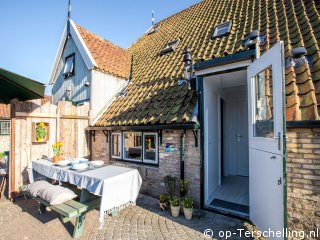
[48,19,97,85]
[195,60,252,76]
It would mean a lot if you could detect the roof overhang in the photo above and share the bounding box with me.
[194,49,256,76]
[48,19,97,85]
[0,67,45,104]
[87,123,199,131]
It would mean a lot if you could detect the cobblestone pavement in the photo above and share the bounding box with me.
[0,193,263,240]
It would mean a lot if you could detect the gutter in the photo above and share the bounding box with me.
[87,123,199,131]
[180,130,186,180]
[194,49,256,71]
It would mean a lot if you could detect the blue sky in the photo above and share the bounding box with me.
[0,0,201,94]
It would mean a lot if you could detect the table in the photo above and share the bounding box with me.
[29,159,142,226]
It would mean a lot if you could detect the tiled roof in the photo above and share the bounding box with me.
[0,104,10,118]
[76,25,131,79]
[95,0,320,126]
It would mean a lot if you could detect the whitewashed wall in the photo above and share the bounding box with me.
[90,70,127,122]
[52,36,91,104]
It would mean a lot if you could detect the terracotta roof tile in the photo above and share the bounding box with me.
[76,25,131,79]
[0,104,10,118]
[95,0,320,126]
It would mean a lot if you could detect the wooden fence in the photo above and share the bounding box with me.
[9,99,89,195]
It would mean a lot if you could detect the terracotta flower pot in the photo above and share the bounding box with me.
[170,205,180,217]
[53,155,62,163]
[183,207,193,220]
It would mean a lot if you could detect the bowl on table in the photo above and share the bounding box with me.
[91,160,104,167]
[70,162,88,170]
[56,159,71,166]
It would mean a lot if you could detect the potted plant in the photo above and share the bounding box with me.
[159,193,169,211]
[164,175,177,201]
[180,179,189,198]
[183,196,193,220]
[52,142,63,163]
[170,197,180,217]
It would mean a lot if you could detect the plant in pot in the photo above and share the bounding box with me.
[159,193,169,211]
[52,142,63,163]
[183,196,193,220]
[170,197,180,217]
[164,175,177,201]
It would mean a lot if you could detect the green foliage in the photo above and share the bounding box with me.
[183,196,193,209]
[170,197,180,207]
[180,179,189,198]
[159,193,169,203]
[164,175,177,200]
[0,152,5,159]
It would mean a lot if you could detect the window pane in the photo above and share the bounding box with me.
[111,134,121,157]
[0,122,10,135]
[253,66,274,138]
[124,132,142,160]
[144,134,156,161]
[64,56,74,75]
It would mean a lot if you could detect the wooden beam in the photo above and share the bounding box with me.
[15,112,57,118]
[60,115,89,120]
[9,103,16,200]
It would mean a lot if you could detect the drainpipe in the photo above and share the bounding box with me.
[180,130,186,180]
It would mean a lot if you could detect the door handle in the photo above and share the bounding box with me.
[270,156,276,159]
[278,177,282,185]
[274,132,281,150]
[237,134,242,142]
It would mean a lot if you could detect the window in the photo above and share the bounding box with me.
[212,21,232,38]
[111,131,159,165]
[143,133,158,164]
[0,121,10,135]
[123,132,142,162]
[63,54,75,78]
[111,133,122,159]
[160,38,180,55]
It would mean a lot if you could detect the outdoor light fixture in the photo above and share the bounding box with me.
[65,87,71,100]
[182,47,194,82]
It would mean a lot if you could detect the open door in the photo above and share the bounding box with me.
[247,42,285,238]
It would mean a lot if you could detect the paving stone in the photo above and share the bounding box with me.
[0,194,265,240]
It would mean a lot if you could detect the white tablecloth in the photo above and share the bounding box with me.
[29,159,142,225]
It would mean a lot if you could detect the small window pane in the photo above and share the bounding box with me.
[64,55,74,76]
[144,134,157,162]
[253,66,274,138]
[124,132,142,160]
[213,22,231,37]
[111,133,121,158]
[0,121,10,135]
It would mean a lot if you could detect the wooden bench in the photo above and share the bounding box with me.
[24,191,88,238]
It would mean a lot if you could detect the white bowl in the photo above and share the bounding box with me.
[91,160,104,167]
[56,160,71,166]
[71,162,88,170]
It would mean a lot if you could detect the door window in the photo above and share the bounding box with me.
[253,66,274,138]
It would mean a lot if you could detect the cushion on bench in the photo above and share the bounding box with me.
[23,181,77,205]
[23,180,52,197]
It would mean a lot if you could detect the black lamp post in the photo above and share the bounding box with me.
[183,47,194,82]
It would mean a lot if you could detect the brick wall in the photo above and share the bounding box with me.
[91,129,201,206]
[286,127,320,235]
[0,135,10,152]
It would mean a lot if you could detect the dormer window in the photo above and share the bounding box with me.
[212,21,232,38]
[63,54,75,78]
[160,38,180,55]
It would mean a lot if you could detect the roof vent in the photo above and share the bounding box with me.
[291,47,307,58]
[160,38,180,55]
[243,30,260,50]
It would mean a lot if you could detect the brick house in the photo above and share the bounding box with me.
[0,104,10,153]
[51,0,320,237]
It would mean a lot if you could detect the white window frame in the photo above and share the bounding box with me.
[122,132,143,162]
[63,54,75,78]
[143,132,159,164]
[212,21,232,38]
[111,132,122,159]
[0,121,10,135]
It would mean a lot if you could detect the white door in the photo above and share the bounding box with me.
[247,42,285,239]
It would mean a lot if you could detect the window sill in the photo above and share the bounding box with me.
[111,158,159,168]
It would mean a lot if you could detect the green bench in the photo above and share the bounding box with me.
[24,191,88,238]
